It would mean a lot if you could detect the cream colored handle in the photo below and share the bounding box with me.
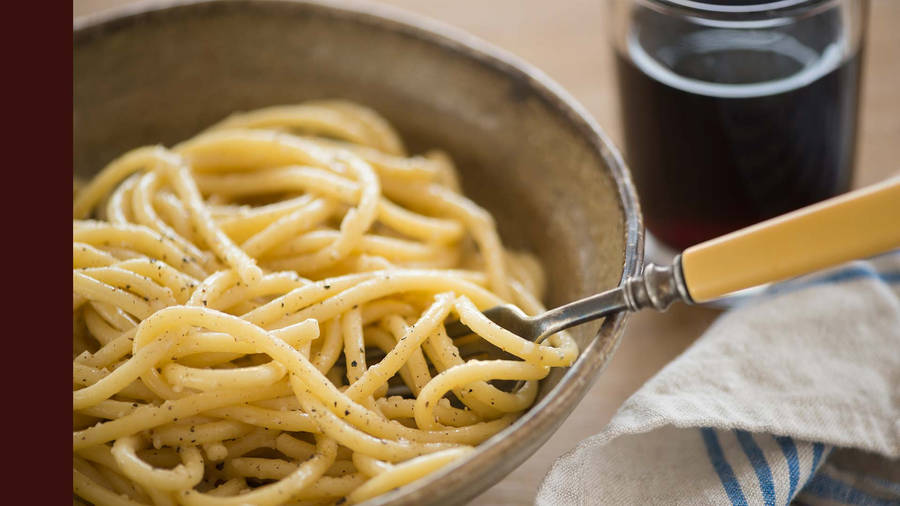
[681,176,900,303]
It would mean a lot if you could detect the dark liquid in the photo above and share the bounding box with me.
[617,43,862,250]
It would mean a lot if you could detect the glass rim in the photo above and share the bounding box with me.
[635,0,841,20]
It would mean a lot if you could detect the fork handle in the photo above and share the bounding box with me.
[680,176,900,303]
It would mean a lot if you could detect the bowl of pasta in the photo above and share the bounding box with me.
[73,1,642,505]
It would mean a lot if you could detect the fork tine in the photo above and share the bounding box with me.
[444,304,528,339]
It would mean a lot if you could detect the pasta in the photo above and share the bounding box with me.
[73,100,578,505]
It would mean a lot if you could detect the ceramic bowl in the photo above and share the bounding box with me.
[74,2,642,503]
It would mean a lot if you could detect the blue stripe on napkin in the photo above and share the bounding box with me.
[774,436,800,504]
[735,430,776,506]
[701,428,748,506]
[803,473,900,505]
[811,443,826,478]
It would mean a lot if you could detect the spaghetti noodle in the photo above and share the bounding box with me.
[73,100,578,505]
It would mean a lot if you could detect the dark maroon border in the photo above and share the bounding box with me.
[7,2,75,503]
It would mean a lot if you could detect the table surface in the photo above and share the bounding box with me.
[74,0,900,503]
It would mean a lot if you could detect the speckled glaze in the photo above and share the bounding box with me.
[74,1,643,504]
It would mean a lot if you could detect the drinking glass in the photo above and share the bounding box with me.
[609,0,868,260]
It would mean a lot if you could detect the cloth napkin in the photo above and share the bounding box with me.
[537,250,900,505]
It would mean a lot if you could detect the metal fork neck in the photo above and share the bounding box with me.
[623,255,693,312]
[528,256,693,341]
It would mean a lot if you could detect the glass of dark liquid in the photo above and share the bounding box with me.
[610,0,868,260]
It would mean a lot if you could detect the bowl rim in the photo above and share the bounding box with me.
[74,1,645,504]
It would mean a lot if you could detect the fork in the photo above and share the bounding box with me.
[445,176,900,342]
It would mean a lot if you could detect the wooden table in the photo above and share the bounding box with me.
[74,1,900,503]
